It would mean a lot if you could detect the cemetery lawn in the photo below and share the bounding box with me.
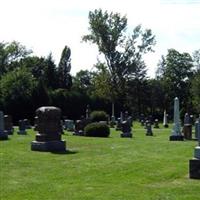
[0,124,200,200]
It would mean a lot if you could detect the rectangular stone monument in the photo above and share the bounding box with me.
[0,111,8,140]
[17,120,27,135]
[4,115,14,135]
[169,97,184,141]
[189,118,200,179]
[183,113,192,140]
[120,121,132,138]
[163,110,168,128]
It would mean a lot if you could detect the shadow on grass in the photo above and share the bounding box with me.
[51,149,78,155]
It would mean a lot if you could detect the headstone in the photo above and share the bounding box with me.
[24,119,31,129]
[0,111,8,140]
[140,119,145,126]
[86,105,91,119]
[182,113,192,140]
[189,118,200,179]
[195,116,200,140]
[17,120,27,135]
[120,112,124,123]
[73,120,85,136]
[127,116,133,127]
[64,119,74,131]
[110,115,116,128]
[116,118,122,131]
[31,106,66,152]
[163,110,169,128]
[169,97,184,141]
[146,121,153,136]
[154,119,159,128]
[120,120,132,138]
[4,115,14,135]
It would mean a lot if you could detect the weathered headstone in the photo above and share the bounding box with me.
[24,119,31,129]
[4,115,14,135]
[140,119,145,126]
[0,111,8,140]
[163,110,169,128]
[195,116,200,140]
[73,119,85,136]
[169,97,184,141]
[189,118,200,179]
[183,113,192,140]
[17,120,27,135]
[86,105,91,119]
[110,115,116,128]
[146,121,153,136]
[31,106,66,152]
[34,116,38,131]
[154,119,159,128]
[64,119,74,131]
[116,118,122,131]
[120,120,132,138]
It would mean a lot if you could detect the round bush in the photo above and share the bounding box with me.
[84,122,110,137]
[90,111,108,122]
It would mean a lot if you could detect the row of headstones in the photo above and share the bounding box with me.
[0,111,33,140]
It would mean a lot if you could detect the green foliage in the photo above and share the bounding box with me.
[83,9,156,105]
[0,41,32,76]
[84,122,110,137]
[58,46,72,89]
[90,110,108,122]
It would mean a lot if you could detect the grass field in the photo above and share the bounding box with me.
[0,123,199,200]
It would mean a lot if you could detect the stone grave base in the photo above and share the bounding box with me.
[73,131,84,136]
[189,158,200,179]
[120,132,132,138]
[31,140,66,152]
[164,124,169,128]
[0,132,8,140]
[169,135,184,141]
[194,146,200,159]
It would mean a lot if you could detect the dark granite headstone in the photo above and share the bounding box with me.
[146,122,153,136]
[4,115,14,135]
[0,111,8,140]
[31,106,66,152]
[17,120,27,135]
[154,119,159,128]
[183,113,192,140]
[116,118,122,131]
[120,121,132,138]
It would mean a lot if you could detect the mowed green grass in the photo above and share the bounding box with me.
[0,123,199,200]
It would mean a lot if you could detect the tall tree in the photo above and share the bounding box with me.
[57,46,72,89]
[156,49,194,113]
[82,9,156,111]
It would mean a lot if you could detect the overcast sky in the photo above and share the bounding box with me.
[0,0,200,77]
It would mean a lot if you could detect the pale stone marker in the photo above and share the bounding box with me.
[163,110,169,128]
[0,111,8,140]
[169,97,184,141]
[189,117,200,179]
[31,106,66,152]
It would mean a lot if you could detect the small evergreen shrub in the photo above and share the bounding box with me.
[84,122,110,137]
[90,111,108,122]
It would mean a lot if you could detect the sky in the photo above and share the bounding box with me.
[0,0,200,77]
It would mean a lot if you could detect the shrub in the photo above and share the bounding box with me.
[90,111,108,122]
[84,122,110,137]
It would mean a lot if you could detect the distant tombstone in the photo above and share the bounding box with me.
[31,106,66,152]
[73,120,85,136]
[120,120,132,138]
[116,118,122,131]
[139,113,145,122]
[163,110,169,128]
[189,118,200,179]
[120,112,124,123]
[17,120,27,135]
[146,121,153,136]
[195,116,200,140]
[169,97,184,141]
[24,119,31,129]
[64,119,74,131]
[86,105,91,119]
[127,116,133,127]
[4,115,14,135]
[183,113,192,140]
[144,120,149,129]
[110,115,116,128]
[140,119,145,126]
[154,119,159,128]
[0,111,8,140]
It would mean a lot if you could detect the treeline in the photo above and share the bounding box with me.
[0,9,200,123]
